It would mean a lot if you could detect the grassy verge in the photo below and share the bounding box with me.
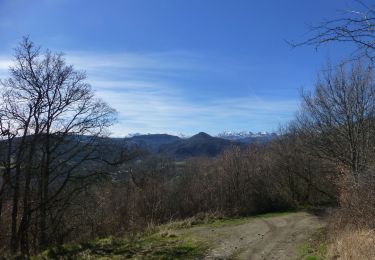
[298,227,328,260]
[206,210,298,227]
[163,210,299,230]
[33,210,300,259]
[33,230,207,260]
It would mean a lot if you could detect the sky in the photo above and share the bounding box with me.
[0,0,364,136]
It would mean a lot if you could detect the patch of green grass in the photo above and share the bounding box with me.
[298,227,328,260]
[258,210,298,218]
[174,161,187,166]
[158,210,300,232]
[33,231,207,259]
[202,210,298,228]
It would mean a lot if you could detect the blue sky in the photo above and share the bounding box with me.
[0,0,362,136]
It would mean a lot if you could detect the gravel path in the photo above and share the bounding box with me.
[179,212,325,260]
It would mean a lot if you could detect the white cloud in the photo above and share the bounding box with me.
[0,57,11,70]
[0,57,11,78]
[97,88,298,137]
[66,50,251,78]
[67,51,204,72]
[0,52,298,136]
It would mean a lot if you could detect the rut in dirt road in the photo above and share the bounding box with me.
[180,212,325,260]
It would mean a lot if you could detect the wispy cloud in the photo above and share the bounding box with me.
[69,51,298,136]
[0,51,298,136]
[0,56,11,78]
[0,57,11,69]
[99,88,297,136]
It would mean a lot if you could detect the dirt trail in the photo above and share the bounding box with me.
[179,212,325,260]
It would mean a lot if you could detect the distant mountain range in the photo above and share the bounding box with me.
[216,131,277,143]
[0,131,277,163]
[124,131,276,159]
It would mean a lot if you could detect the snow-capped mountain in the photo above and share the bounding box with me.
[125,131,276,145]
[177,133,191,139]
[125,133,143,138]
[216,131,276,142]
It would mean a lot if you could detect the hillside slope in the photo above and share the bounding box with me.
[124,134,181,152]
[159,132,240,159]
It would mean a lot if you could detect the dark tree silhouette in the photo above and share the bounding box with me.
[292,1,375,60]
[297,61,375,179]
[0,37,117,255]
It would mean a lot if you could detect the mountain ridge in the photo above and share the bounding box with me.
[123,131,277,158]
[158,132,240,159]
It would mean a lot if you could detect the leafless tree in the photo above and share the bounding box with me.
[297,61,375,180]
[0,117,16,233]
[0,37,117,255]
[291,1,375,61]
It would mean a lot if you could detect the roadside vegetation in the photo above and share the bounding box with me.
[32,210,301,259]
[293,2,375,258]
[298,227,328,260]
[34,232,206,260]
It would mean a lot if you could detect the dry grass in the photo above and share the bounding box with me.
[328,229,375,260]
[323,175,375,259]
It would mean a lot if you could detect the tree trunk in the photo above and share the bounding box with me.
[39,131,50,250]
[10,165,20,253]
